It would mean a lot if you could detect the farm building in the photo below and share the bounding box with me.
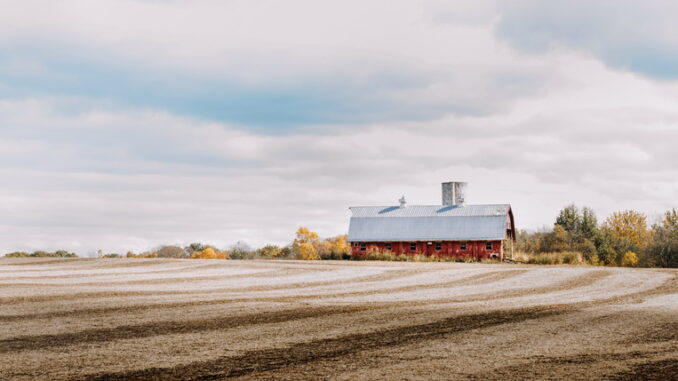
[347,182,516,260]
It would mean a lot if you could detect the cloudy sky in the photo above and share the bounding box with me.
[1,0,676,255]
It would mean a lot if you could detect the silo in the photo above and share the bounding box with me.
[441,182,467,206]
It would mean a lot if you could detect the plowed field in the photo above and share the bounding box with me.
[1,258,676,380]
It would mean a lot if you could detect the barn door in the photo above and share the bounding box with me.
[426,242,434,256]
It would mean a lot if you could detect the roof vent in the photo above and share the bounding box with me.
[399,195,407,208]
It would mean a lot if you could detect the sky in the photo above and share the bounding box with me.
[1,0,676,255]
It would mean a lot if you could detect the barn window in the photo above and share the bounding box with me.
[353,243,359,247]
[435,242,442,251]
[460,242,467,251]
[385,243,392,251]
[486,242,493,250]
[410,242,416,251]
[360,243,366,251]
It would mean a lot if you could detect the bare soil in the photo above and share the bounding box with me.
[0,258,676,380]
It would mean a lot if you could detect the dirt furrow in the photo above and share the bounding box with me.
[0,263,282,280]
[0,305,374,353]
[0,270,284,287]
[477,348,678,380]
[0,270,509,322]
[0,268,422,305]
[1,259,674,381]
[78,307,569,381]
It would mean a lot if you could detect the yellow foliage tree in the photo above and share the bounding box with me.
[292,227,320,260]
[297,242,319,260]
[319,234,350,259]
[330,234,349,254]
[292,228,349,260]
[602,210,652,264]
[602,211,651,248]
[315,240,333,259]
[622,251,639,267]
[295,227,319,243]
[126,251,156,258]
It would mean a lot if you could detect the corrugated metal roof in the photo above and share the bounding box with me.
[347,204,511,242]
[349,204,510,218]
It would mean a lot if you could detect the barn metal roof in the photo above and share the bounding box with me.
[347,204,512,242]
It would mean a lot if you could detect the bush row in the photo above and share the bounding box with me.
[4,250,77,258]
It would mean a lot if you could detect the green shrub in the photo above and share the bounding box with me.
[257,245,283,259]
[4,250,77,258]
[4,251,30,257]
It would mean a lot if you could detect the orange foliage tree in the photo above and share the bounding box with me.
[192,247,218,259]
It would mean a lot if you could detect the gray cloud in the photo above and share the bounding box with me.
[2,78,677,255]
[0,1,677,255]
[0,2,559,128]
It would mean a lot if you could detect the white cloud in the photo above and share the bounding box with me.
[0,1,550,123]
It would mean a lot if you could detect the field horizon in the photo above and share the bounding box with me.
[1,258,676,380]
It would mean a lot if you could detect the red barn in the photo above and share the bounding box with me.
[347,182,516,260]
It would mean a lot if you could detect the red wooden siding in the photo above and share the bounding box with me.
[351,240,503,260]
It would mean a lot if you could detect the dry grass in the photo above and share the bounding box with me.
[0,258,676,380]
[512,251,588,265]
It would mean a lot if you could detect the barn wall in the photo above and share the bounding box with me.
[350,240,503,260]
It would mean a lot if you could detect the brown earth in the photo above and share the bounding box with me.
[0,258,676,380]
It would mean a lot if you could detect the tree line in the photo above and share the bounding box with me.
[91,228,351,261]
[2,207,676,267]
[516,205,677,267]
[4,250,77,258]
